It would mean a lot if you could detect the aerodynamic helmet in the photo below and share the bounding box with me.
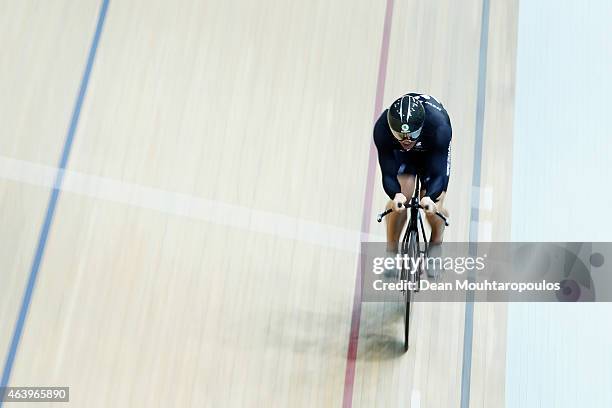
[387,95,425,141]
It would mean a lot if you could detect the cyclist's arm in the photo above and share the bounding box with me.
[425,124,452,202]
[373,113,401,199]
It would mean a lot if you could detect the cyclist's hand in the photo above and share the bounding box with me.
[392,193,407,212]
[420,196,437,214]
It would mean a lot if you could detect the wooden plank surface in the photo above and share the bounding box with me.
[1,0,518,406]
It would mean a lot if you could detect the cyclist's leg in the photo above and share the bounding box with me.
[385,152,418,252]
[425,191,448,244]
[384,177,411,252]
[384,201,406,253]
[421,147,450,244]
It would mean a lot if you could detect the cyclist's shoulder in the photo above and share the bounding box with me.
[373,110,390,139]
[417,94,447,114]
[374,109,389,133]
[417,95,450,130]
[373,110,401,151]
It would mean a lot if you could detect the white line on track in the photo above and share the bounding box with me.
[410,389,421,408]
[0,156,384,252]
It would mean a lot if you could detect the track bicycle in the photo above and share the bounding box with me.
[377,176,449,351]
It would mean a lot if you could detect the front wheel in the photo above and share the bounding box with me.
[402,230,420,352]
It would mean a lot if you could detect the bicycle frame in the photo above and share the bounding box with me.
[399,176,429,296]
[402,176,429,260]
[376,175,449,351]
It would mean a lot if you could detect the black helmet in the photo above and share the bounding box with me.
[387,95,425,141]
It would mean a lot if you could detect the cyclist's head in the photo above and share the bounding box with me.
[387,95,425,143]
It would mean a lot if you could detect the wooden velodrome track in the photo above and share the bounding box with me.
[0,0,517,406]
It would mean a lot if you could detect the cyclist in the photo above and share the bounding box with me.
[373,93,452,254]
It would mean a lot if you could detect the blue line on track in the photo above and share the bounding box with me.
[460,0,491,407]
[1,1,110,403]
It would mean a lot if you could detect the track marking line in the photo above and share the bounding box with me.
[0,0,111,401]
[0,156,384,252]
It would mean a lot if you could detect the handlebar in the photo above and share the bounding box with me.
[376,202,449,226]
[376,208,393,222]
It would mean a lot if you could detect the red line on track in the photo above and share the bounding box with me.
[342,1,394,406]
